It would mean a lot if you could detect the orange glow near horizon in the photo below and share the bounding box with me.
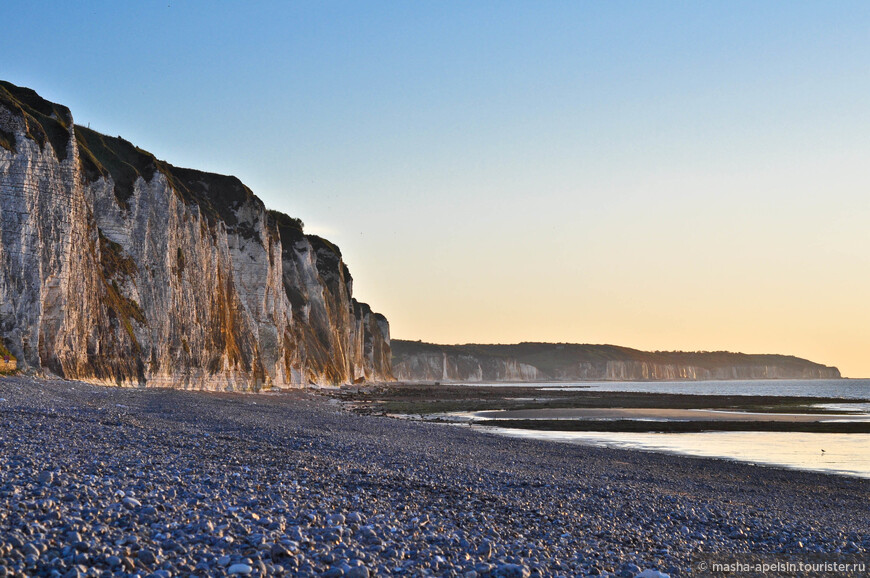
[325,152,870,379]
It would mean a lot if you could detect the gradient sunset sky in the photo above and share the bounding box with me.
[3,2,869,376]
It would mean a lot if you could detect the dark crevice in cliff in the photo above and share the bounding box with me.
[267,209,305,247]
[95,230,147,366]
[307,235,351,291]
[0,126,15,154]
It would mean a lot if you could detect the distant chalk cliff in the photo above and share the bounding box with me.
[0,81,392,389]
[392,341,841,382]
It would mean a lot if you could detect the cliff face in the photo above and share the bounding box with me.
[0,81,392,389]
[392,341,841,382]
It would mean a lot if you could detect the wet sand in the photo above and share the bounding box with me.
[473,407,870,422]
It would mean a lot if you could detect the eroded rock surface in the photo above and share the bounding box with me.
[0,81,392,389]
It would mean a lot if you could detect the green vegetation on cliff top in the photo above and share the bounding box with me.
[0,80,73,160]
[0,80,261,222]
[0,80,318,249]
[75,125,262,231]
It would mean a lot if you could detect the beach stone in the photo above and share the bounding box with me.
[227,563,253,575]
[495,563,530,578]
[65,531,82,544]
[327,513,345,525]
[270,543,293,562]
[477,540,494,558]
[0,377,865,578]
[137,548,157,565]
[635,571,670,578]
[122,497,142,510]
[357,527,379,544]
[7,535,23,549]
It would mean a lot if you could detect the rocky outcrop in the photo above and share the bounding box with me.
[0,81,393,389]
[392,341,841,382]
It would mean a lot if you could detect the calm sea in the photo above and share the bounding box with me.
[457,379,870,478]
[468,378,870,400]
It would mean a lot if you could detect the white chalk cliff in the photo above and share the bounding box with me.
[0,81,392,389]
[391,341,841,382]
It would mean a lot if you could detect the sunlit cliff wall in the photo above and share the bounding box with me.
[0,81,392,389]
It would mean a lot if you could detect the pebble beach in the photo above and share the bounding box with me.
[0,377,867,577]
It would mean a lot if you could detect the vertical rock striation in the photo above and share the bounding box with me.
[0,81,393,389]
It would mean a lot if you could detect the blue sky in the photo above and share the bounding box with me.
[3,1,870,375]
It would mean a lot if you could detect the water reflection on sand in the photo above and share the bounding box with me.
[473,407,870,422]
[477,426,870,478]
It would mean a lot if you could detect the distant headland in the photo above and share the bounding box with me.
[391,340,841,382]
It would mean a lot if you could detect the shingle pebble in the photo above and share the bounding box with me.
[0,376,866,577]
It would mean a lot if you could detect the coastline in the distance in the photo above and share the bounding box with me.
[391,340,841,383]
